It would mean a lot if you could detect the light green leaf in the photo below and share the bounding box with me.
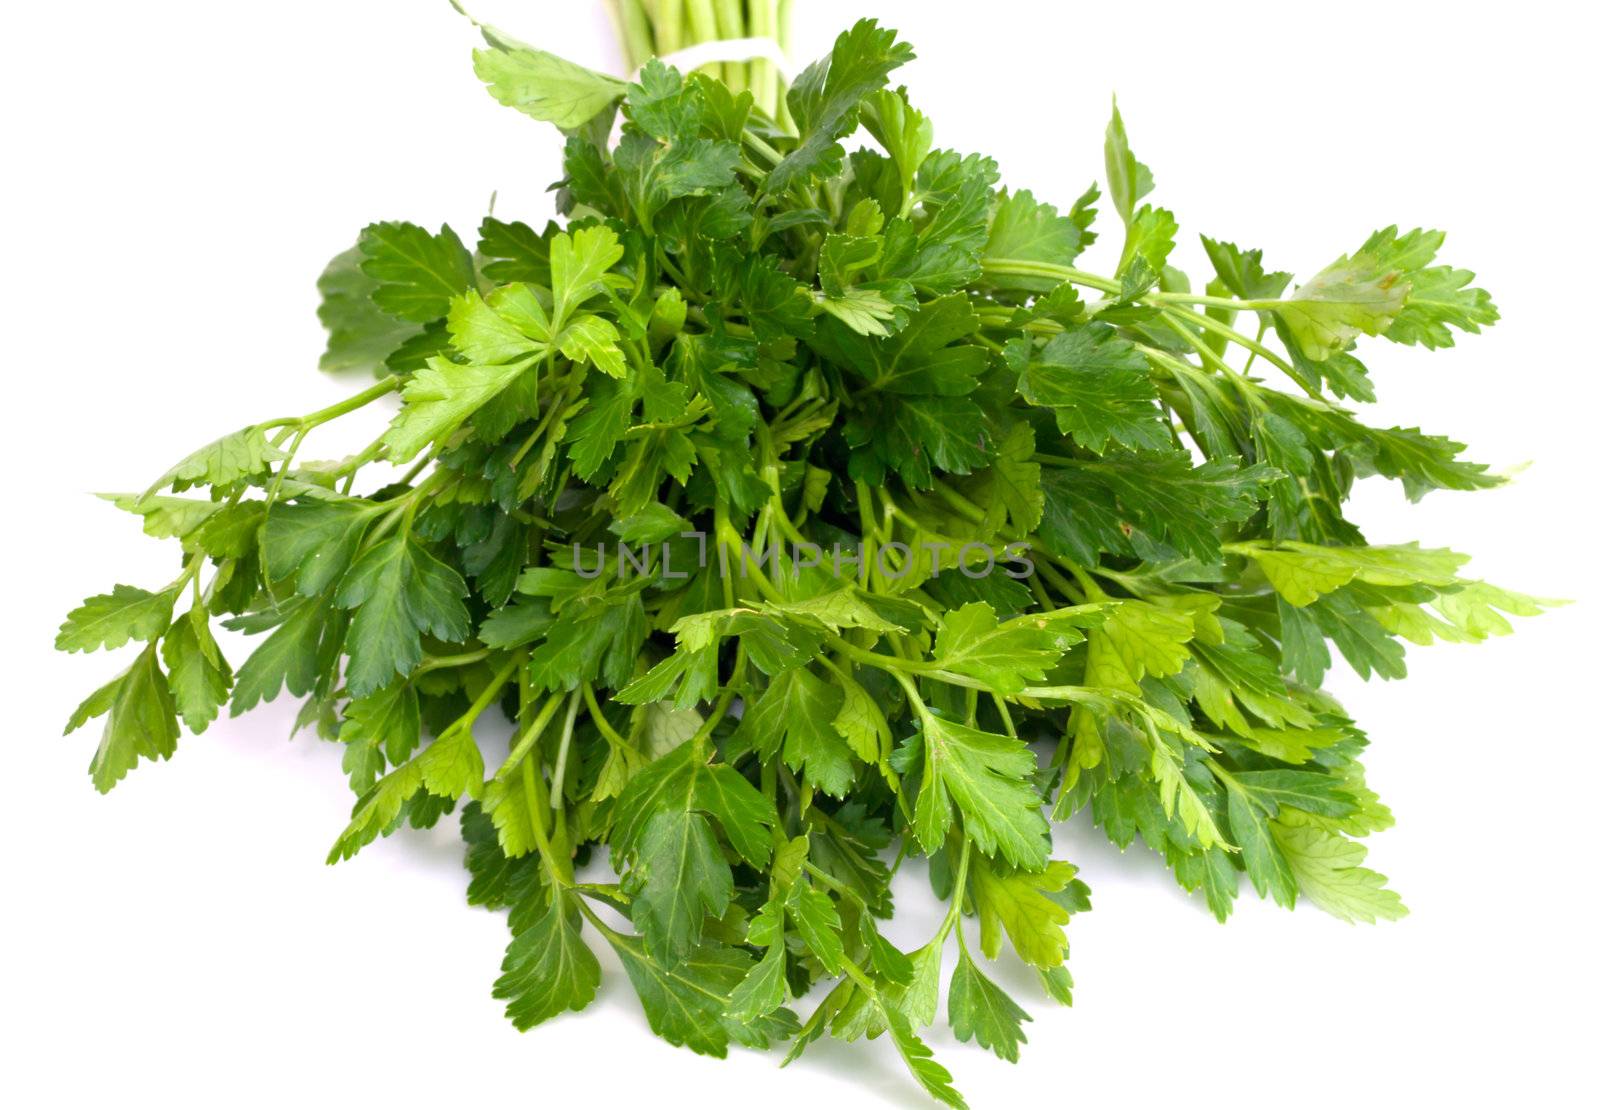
[970,858,1080,969]
[932,601,1094,695]
[160,607,232,734]
[912,717,1050,870]
[446,288,547,364]
[358,221,475,324]
[100,493,221,541]
[415,723,485,800]
[949,947,1031,1062]
[383,355,534,463]
[985,190,1086,289]
[493,893,601,1029]
[1083,599,1198,694]
[884,1005,968,1109]
[1271,812,1407,923]
[1224,783,1297,908]
[263,500,378,597]
[550,224,625,325]
[66,643,181,793]
[316,243,421,374]
[57,584,178,653]
[558,313,628,378]
[963,422,1043,535]
[784,882,845,974]
[606,933,748,1057]
[1275,231,1417,360]
[334,536,470,697]
[725,939,787,1023]
[1104,97,1154,226]
[473,35,627,130]
[1240,540,1468,606]
[327,760,425,863]
[144,426,284,498]
[765,19,914,196]
[832,670,892,764]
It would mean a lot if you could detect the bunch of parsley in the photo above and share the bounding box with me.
[57,18,1548,1106]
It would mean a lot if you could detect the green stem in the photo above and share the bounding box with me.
[582,682,630,750]
[982,257,1324,397]
[274,375,401,432]
[573,894,625,941]
[654,0,684,55]
[523,756,573,886]
[459,655,521,729]
[981,259,1118,294]
[413,648,492,676]
[690,642,746,751]
[747,0,780,116]
[496,688,568,783]
[801,861,873,914]
[1157,303,1320,397]
[1146,290,1272,311]
[774,0,795,131]
[548,690,583,817]
[926,835,973,946]
[711,0,746,93]
[610,0,655,70]
[744,130,785,166]
[684,0,721,82]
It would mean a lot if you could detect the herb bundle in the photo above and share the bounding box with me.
[57,17,1547,1106]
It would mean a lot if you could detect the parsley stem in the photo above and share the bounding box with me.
[994,696,1018,738]
[747,0,780,116]
[685,1,722,84]
[655,0,684,54]
[582,682,630,751]
[823,633,936,676]
[950,835,972,915]
[394,452,432,488]
[714,516,787,606]
[281,375,401,431]
[1045,555,1100,601]
[607,0,654,72]
[497,688,568,783]
[745,131,784,167]
[524,754,574,887]
[1157,315,1262,407]
[511,374,581,468]
[981,259,1118,294]
[711,0,746,93]
[1156,304,1319,396]
[1018,684,1123,704]
[460,655,521,729]
[927,835,973,947]
[982,256,1324,398]
[886,667,932,728]
[413,649,492,676]
[573,895,626,943]
[1028,576,1058,612]
[263,426,308,511]
[548,689,583,820]
[930,480,984,526]
[837,953,878,994]
[1241,318,1268,374]
[691,642,746,752]
[801,861,870,914]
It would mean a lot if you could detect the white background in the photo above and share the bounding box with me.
[4,1,1596,1105]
